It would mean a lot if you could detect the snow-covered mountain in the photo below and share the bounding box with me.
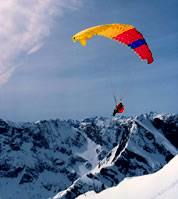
[0,112,177,199]
[76,154,178,199]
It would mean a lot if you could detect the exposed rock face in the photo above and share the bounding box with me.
[53,113,178,199]
[0,112,177,199]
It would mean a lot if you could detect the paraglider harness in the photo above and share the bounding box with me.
[112,101,124,116]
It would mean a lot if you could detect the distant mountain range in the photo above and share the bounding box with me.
[0,112,177,199]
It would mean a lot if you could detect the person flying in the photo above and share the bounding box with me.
[112,102,124,116]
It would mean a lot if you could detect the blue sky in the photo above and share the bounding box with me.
[0,0,177,122]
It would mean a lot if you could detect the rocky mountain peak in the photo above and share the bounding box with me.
[0,112,177,199]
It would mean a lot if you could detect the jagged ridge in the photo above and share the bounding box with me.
[0,112,177,199]
[53,112,178,199]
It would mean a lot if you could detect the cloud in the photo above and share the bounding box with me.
[0,67,15,86]
[27,43,44,55]
[0,0,81,85]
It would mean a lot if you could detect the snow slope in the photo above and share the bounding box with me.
[53,112,177,199]
[77,155,178,199]
[0,112,177,199]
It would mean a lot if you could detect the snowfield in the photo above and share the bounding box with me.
[77,155,178,199]
[0,112,177,199]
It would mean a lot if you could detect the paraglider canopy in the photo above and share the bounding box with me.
[72,24,154,64]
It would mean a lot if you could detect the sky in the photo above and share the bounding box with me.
[0,0,178,122]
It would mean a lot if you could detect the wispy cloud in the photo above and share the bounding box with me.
[0,0,81,85]
[0,67,15,86]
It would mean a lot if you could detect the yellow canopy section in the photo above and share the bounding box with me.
[72,24,134,46]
